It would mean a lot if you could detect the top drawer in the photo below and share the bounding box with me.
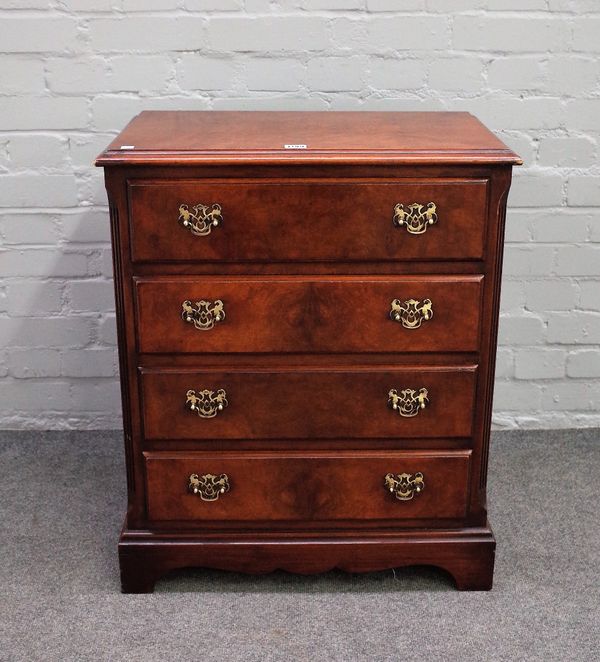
[127,179,488,263]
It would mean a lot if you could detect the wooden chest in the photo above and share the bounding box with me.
[96,111,520,592]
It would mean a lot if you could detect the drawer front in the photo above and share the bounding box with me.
[144,450,472,523]
[128,179,488,262]
[140,366,477,440]
[135,275,483,354]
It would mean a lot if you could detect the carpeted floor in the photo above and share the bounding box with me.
[0,429,598,662]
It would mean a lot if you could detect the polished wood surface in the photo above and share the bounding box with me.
[144,450,471,523]
[135,275,483,354]
[96,111,521,165]
[128,178,488,262]
[97,111,519,592]
[140,365,477,440]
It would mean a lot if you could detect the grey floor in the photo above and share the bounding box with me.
[0,430,599,662]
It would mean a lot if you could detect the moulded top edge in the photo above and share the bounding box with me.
[95,149,523,167]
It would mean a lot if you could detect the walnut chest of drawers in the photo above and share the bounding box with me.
[96,111,520,593]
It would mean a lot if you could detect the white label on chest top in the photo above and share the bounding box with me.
[284,144,307,149]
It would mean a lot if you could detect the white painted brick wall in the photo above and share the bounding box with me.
[0,1,599,430]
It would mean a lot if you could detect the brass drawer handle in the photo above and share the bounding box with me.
[393,202,437,235]
[390,298,433,329]
[185,388,228,418]
[384,472,425,501]
[188,473,230,501]
[388,387,429,418]
[179,202,223,236]
[182,299,225,331]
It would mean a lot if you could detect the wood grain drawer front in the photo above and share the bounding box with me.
[128,179,488,263]
[140,366,477,440]
[144,450,472,523]
[135,275,483,354]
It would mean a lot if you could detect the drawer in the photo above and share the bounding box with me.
[135,275,483,354]
[128,179,488,262]
[140,365,477,440]
[144,449,472,523]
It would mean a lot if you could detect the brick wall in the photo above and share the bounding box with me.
[1,1,599,430]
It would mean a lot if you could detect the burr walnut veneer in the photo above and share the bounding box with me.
[96,111,520,592]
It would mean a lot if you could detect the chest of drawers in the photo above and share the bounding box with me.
[96,111,520,592]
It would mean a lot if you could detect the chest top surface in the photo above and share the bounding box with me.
[95,111,521,167]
